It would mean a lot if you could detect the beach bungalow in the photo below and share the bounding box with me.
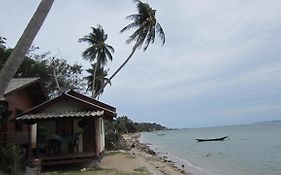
[0,78,47,147]
[16,89,117,166]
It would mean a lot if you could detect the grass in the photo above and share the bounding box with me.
[133,167,150,173]
[41,151,150,175]
[105,151,136,159]
[41,167,151,175]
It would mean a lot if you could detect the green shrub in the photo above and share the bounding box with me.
[0,144,26,175]
[105,130,121,150]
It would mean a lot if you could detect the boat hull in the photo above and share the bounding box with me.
[195,136,228,142]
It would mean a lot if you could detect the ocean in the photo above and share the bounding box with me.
[140,121,281,175]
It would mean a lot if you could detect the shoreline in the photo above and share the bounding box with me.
[135,132,216,175]
[123,133,187,175]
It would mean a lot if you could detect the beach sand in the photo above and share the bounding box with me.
[100,133,186,175]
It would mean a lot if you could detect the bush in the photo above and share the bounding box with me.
[105,130,121,150]
[0,144,26,175]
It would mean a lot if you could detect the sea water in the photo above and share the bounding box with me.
[140,121,281,175]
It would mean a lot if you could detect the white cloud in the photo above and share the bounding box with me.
[1,0,281,127]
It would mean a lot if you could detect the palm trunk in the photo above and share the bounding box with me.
[0,0,54,98]
[92,63,98,97]
[93,48,136,98]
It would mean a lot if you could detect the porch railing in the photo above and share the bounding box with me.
[40,151,97,165]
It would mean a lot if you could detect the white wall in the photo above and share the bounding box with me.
[100,118,105,152]
[31,124,37,148]
[73,119,83,152]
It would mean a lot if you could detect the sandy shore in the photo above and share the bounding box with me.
[100,133,187,175]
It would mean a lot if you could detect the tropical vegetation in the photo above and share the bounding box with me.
[0,144,25,175]
[79,25,114,97]
[114,116,167,133]
[105,116,167,150]
[0,43,85,97]
[0,0,55,98]
[0,0,166,173]
[94,0,165,97]
[84,63,110,99]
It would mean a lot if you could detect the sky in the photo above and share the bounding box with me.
[1,0,281,128]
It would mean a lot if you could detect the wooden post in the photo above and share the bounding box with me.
[27,124,32,164]
[95,118,100,161]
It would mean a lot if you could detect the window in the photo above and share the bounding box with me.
[56,120,73,136]
[15,109,23,131]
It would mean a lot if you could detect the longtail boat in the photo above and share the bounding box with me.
[195,136,229,142]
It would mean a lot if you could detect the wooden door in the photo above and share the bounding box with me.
[82,119,96,152]
[56,120,73,136]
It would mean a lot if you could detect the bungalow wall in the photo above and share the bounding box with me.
[93,118,105,155]
[1,89,36,146]
[99,118,105,153]
[37,100,102,156]
[41,100,86,113]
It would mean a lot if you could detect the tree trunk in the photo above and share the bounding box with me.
[93,48,136,98]
[92,62,97,97]
[53,69,62,92]
[0,0,54,98]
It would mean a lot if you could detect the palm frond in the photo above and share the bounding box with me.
[121,0,165,51]
[106,44,115,53]
[133,27,148,50]
[126,14,142,20]
[156,23,166,45]
[80,25,114,66]
[78,36,91,43]
[105,48,113,61]
[136,1,152,18]
[126,27,142,44]
[82,46,97,61]
[98,49,107,66]
[121,21,141,33]
[143,25,156,51]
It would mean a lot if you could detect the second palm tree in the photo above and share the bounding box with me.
[79,25,114,97]
[94,0,165,98]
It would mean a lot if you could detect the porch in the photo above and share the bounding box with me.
[39,151,97,166]
[15,91,116,166]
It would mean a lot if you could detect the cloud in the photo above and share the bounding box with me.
[1,0,281,127]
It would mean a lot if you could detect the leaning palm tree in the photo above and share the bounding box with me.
[94,0,165,98]
[79,25,114,97]
[85,63,110,99]
[0,0,54,98]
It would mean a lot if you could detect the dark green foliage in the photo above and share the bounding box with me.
[0,46,11,69]
[0,36,6,49]
[79,25,114,65]
[79,25,114,97]
[121,0,165,51]
[0,100,11,123]
[0,144,26,175]
[43,57,85,97]
[85,63,110,98]
[115,116,133,133]
[105,130,122,150]
[114,116,166,134]
[94,0,166,98]
[0,43,85,97]
[104,116,166,150]
[134,122,166,132]
[104,120,124,150]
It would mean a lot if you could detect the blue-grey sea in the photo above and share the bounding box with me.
[140,121,281,175]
